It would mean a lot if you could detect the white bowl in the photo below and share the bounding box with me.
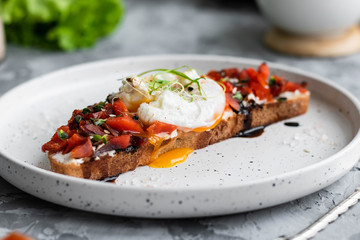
[256,0,360,36]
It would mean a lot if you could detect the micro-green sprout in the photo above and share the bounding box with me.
[91,118,107,126]
[57,129,68,140]
[136,66,208,101]
[92,134,108,144]
[233,92,243,101]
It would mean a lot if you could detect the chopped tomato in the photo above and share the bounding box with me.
[223,68,239,78]
[245,65,273,101]
[109,135,131,149]
[71,138,93,158]
[113,99,129,115]
[54,126,71,140]
[284,81,308,93]
[237,85,252,96]
[257,63,269,87]
[2,232,34,240]
[239,69,249,81]
[68,109,84,126]
[106,115,144,133]
[206,70,222,81]
[147,121,177,135]
[41,139,67,153]
[246,68,258,82]
[269,75,287,97]
[249,81,273,101]
[63,133,87,154]
[221,81,235,93]
[41,125,71,153]
[225,93,240,112]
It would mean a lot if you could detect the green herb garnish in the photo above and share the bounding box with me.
[136,66,207,101]
[269,76,276,86]
[82,108,91,114]
[73,115,83,124]
[91,118,107,126]
[93,102,105,112]
[92,134,108,144]
[277,97,287,102]
[233,92,243,101]
[57,129,68,140]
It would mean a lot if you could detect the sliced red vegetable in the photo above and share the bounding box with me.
[239,69,249,81]
[269,75,287,97]
[113,99,129,115]
[106,115,144,133]
[246,68,258,82]
[257,63,270,87]
[249,80,273,101]
[237,85,252,96]
[221,81,235,93]
[41,139,67,153]
[225,93,240,112]
[91,111,104,119]
[284,81,308,93]
[147,121,177,135]
[109,135,131,149]
[63,133,87,154]
[223,68,239,78]
[80,123,106,135]
[41,125,71,153]
[71,138,93,158]
[206,70,222,81]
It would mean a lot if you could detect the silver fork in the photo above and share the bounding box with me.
[277,187,360,240]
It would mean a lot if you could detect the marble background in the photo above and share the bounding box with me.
[0,0,359,239]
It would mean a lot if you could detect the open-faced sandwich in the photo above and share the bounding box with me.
[42,63,310,180]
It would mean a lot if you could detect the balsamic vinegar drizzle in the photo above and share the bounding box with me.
[236,126,265,138]
[233,100,265,138]
[284,122,300,127]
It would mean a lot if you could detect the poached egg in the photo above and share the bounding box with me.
[117,69,226,131]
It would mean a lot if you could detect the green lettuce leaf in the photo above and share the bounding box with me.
[1,0,125,51]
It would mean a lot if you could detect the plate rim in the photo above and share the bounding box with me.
[0,54,360,193]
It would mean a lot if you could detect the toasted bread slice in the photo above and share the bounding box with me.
[48,93,309,180]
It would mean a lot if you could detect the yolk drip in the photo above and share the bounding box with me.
[148,148,193,168]
[192,111,224,132]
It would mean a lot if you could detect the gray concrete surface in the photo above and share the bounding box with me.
[0,0,359,239]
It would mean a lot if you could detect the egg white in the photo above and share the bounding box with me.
[118,69,225,129]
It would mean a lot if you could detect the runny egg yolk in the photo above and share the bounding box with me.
[191,111,224,132]
[147,110,224,168]
[148,148,194,168]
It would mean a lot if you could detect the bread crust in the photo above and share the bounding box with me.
[49,94,310,180]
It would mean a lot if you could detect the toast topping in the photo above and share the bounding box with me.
[116,67,226,130]
[207,63,308,109]
[42,63,310,175]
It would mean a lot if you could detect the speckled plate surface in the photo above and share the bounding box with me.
[0,55,359,218]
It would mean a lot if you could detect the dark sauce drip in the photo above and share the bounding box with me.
[235,126,265,138]
[229,98,267,138]
[233,100,264,134]
[239,107,252,130]
[284,122,300,127]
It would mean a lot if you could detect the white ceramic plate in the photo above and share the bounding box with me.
[0,55,359,218]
